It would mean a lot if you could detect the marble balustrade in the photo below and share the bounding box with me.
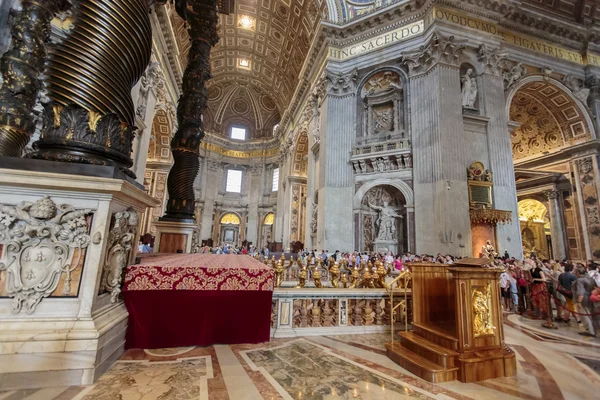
[271,288,412,338]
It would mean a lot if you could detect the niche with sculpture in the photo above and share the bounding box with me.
[460,64,479,112]
[360,71,405,139]
[357,185,407,255]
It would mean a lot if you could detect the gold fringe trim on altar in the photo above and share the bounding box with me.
[469,209,512,225]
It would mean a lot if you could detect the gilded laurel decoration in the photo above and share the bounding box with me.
[472,284,496,336]
[0,196,93,314]
[0,0,71,157]
[469,209,512,225]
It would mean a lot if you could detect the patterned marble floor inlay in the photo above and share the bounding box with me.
[240,339,437,400]
[79,356,212,400]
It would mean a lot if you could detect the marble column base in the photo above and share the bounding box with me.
[0,168,159,390]
[0,302,128,390]
[153,220,197,253]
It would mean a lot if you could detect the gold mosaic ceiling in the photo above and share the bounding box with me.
[509,81,591,160]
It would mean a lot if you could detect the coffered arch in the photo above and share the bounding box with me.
[508,77,594,161]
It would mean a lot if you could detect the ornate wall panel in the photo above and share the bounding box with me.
[0,197,93,313]
[576,157,600,259]
[147,109,174,162]
[292,132,308,177]
[290,183,306,243]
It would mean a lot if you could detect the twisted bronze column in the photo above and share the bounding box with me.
[163,0,219,221]
[0,0,71,157]
[29,0,159,178]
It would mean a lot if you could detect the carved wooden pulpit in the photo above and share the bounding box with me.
[386,258,516,383]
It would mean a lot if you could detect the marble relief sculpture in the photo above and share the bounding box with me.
[368,200,402,241]
[101,209,138,303]
[503,62,526,89]
[0,196,93,314]
[461,69,478,109]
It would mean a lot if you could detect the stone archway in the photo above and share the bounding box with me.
[219,212,241,246]
[355,184,408,254]
[518,199,551,259]
[508,77,593,161]
[508,76,598,261]
[141,109,174,235]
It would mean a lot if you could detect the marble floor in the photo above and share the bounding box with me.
[1,318,599,400]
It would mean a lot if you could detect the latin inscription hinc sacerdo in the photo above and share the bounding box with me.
[328,20,424,60]
[327,7,600,66]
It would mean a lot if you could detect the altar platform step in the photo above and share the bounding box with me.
[398,331,458,369]
[385,341,458,383]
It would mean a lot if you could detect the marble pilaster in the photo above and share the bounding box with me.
[542,189,567,260]
[410,61,470,256]
[479,70,522,258]
[317,69,357,252]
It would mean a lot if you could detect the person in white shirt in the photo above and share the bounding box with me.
[385,252,394,265]
[588,262,600,286]
[500,271,511,311]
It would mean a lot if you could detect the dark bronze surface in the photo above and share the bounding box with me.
[0,0,71,157]
[0,156,143,189]
[164,0,219,221]
[30,0,155,178]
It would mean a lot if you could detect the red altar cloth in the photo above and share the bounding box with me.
[122,254,274,349]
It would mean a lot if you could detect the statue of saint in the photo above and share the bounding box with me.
[368,200,402,241]
[461,69,477,109]
[481,240,498,259]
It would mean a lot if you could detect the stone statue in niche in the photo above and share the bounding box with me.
[375,157,386,172]
[102,209,138,303]
[368,198,402,241]
[0,196,93,314]
[461,68,478,109]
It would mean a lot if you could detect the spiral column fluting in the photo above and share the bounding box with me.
[0,0,71,157]
[163,0,219,221]
[28,0,156,178]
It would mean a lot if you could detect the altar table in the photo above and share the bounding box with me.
[122,254,274,349]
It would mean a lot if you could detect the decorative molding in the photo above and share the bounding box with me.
[0,196,93,314]
[401,33,465,76]
[502,61,526,90]
[323,68,359,96]
[563,75,590,105]
[101,209,138,303]
[476,44,506,77]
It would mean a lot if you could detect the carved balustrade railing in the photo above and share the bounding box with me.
[270,288,412,337]
[351,135,412,175]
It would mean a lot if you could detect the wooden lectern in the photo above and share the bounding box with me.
[386,258,516,383]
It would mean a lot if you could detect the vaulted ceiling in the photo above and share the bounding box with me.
[209,0,328,112]
[204,82,280,139]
